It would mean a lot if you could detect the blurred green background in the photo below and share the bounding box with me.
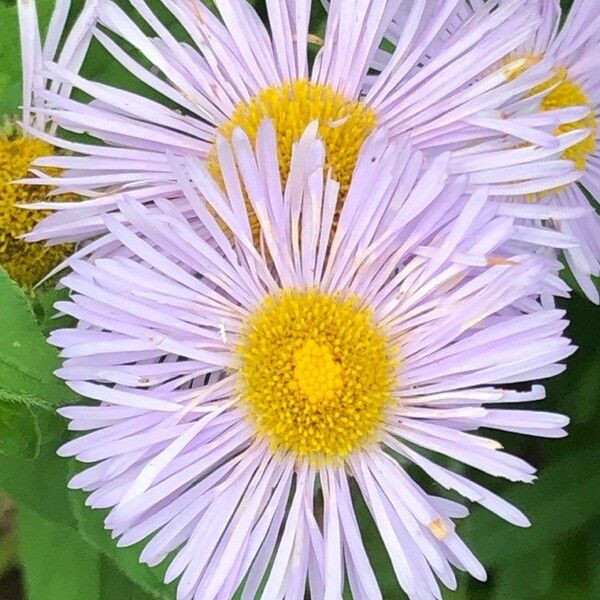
[1,0,598,599]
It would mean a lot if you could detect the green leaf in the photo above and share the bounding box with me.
[68,462,176,600]
[0,497,17,579]
[18,507,101,600]
[0,275,79,527]
[537,528,597,600]
[0,2,22,115]
[545,294,600,426]
[490,549,555,600]
[18,507,159,600]
[0,388,65,459]
[465,443,600,569]
[0,399,39,459]
[0,267,72,404]
[586,519,600,599]
[99,558,163,600]
[2,440,174,596]
[32,286,75,336]
[0,437,75,528]
[0,268,78,460]
[0,0,57,115]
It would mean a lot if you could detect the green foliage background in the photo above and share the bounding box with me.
[0,0,598,599]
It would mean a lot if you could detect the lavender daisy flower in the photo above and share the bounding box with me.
[53,122,573,600]
[503,0,600,302]
[19,0,571,259]
[378,0,600,302]
[0,0,96,287]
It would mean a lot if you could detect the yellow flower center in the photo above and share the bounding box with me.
[237,290,395,463]
[509,59,598,171]
[208,81,377,245]
[534,68,597,171]
[0,134,73,288]
[293,339,343,403]
[212,80,377,194]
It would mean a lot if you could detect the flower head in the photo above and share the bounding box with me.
[54,123,573,600]
[378,0,600,301]
[510,0,600,302]
[19,0,568,259]
[0,121,72,287]
[0,0,95,287]
[238,289,395,461]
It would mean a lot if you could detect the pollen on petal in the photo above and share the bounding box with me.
[429,519,451,541]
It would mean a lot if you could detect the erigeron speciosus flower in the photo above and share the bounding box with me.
[16,0,581,275]
[0,0,97,286]
[376,0,600,301]
[53,120,574,600]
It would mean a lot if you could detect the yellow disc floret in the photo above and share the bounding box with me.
[514,62,598,171]
[0,132,72,288]
[534,67,597,171]
[293,339,343,402]
[212,80,377,195]
[237,290,395,463]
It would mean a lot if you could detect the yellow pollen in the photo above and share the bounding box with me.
[506,58,597,200]
[0,132,73,288]
[237,290,395,463]
[209,81,377,244]
[534,67,597,171]
[293,339,343,403]
[503,55,541,81]
[214,80,377,193]
[429,519,450,541]
[511,61,597,172]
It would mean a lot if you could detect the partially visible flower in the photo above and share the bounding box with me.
[379,0,600,301]
[0,0,98,287]
[0,118,72,287]
[504,0,600,302]
[53,123,573,600]
[18,0,571,259]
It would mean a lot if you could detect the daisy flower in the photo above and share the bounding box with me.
[378,0,600,302]
[504,0,600,302]
[19,0,576,261]
[53,122,574,600]
[0,118,71,287]
[0,1,95,287]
